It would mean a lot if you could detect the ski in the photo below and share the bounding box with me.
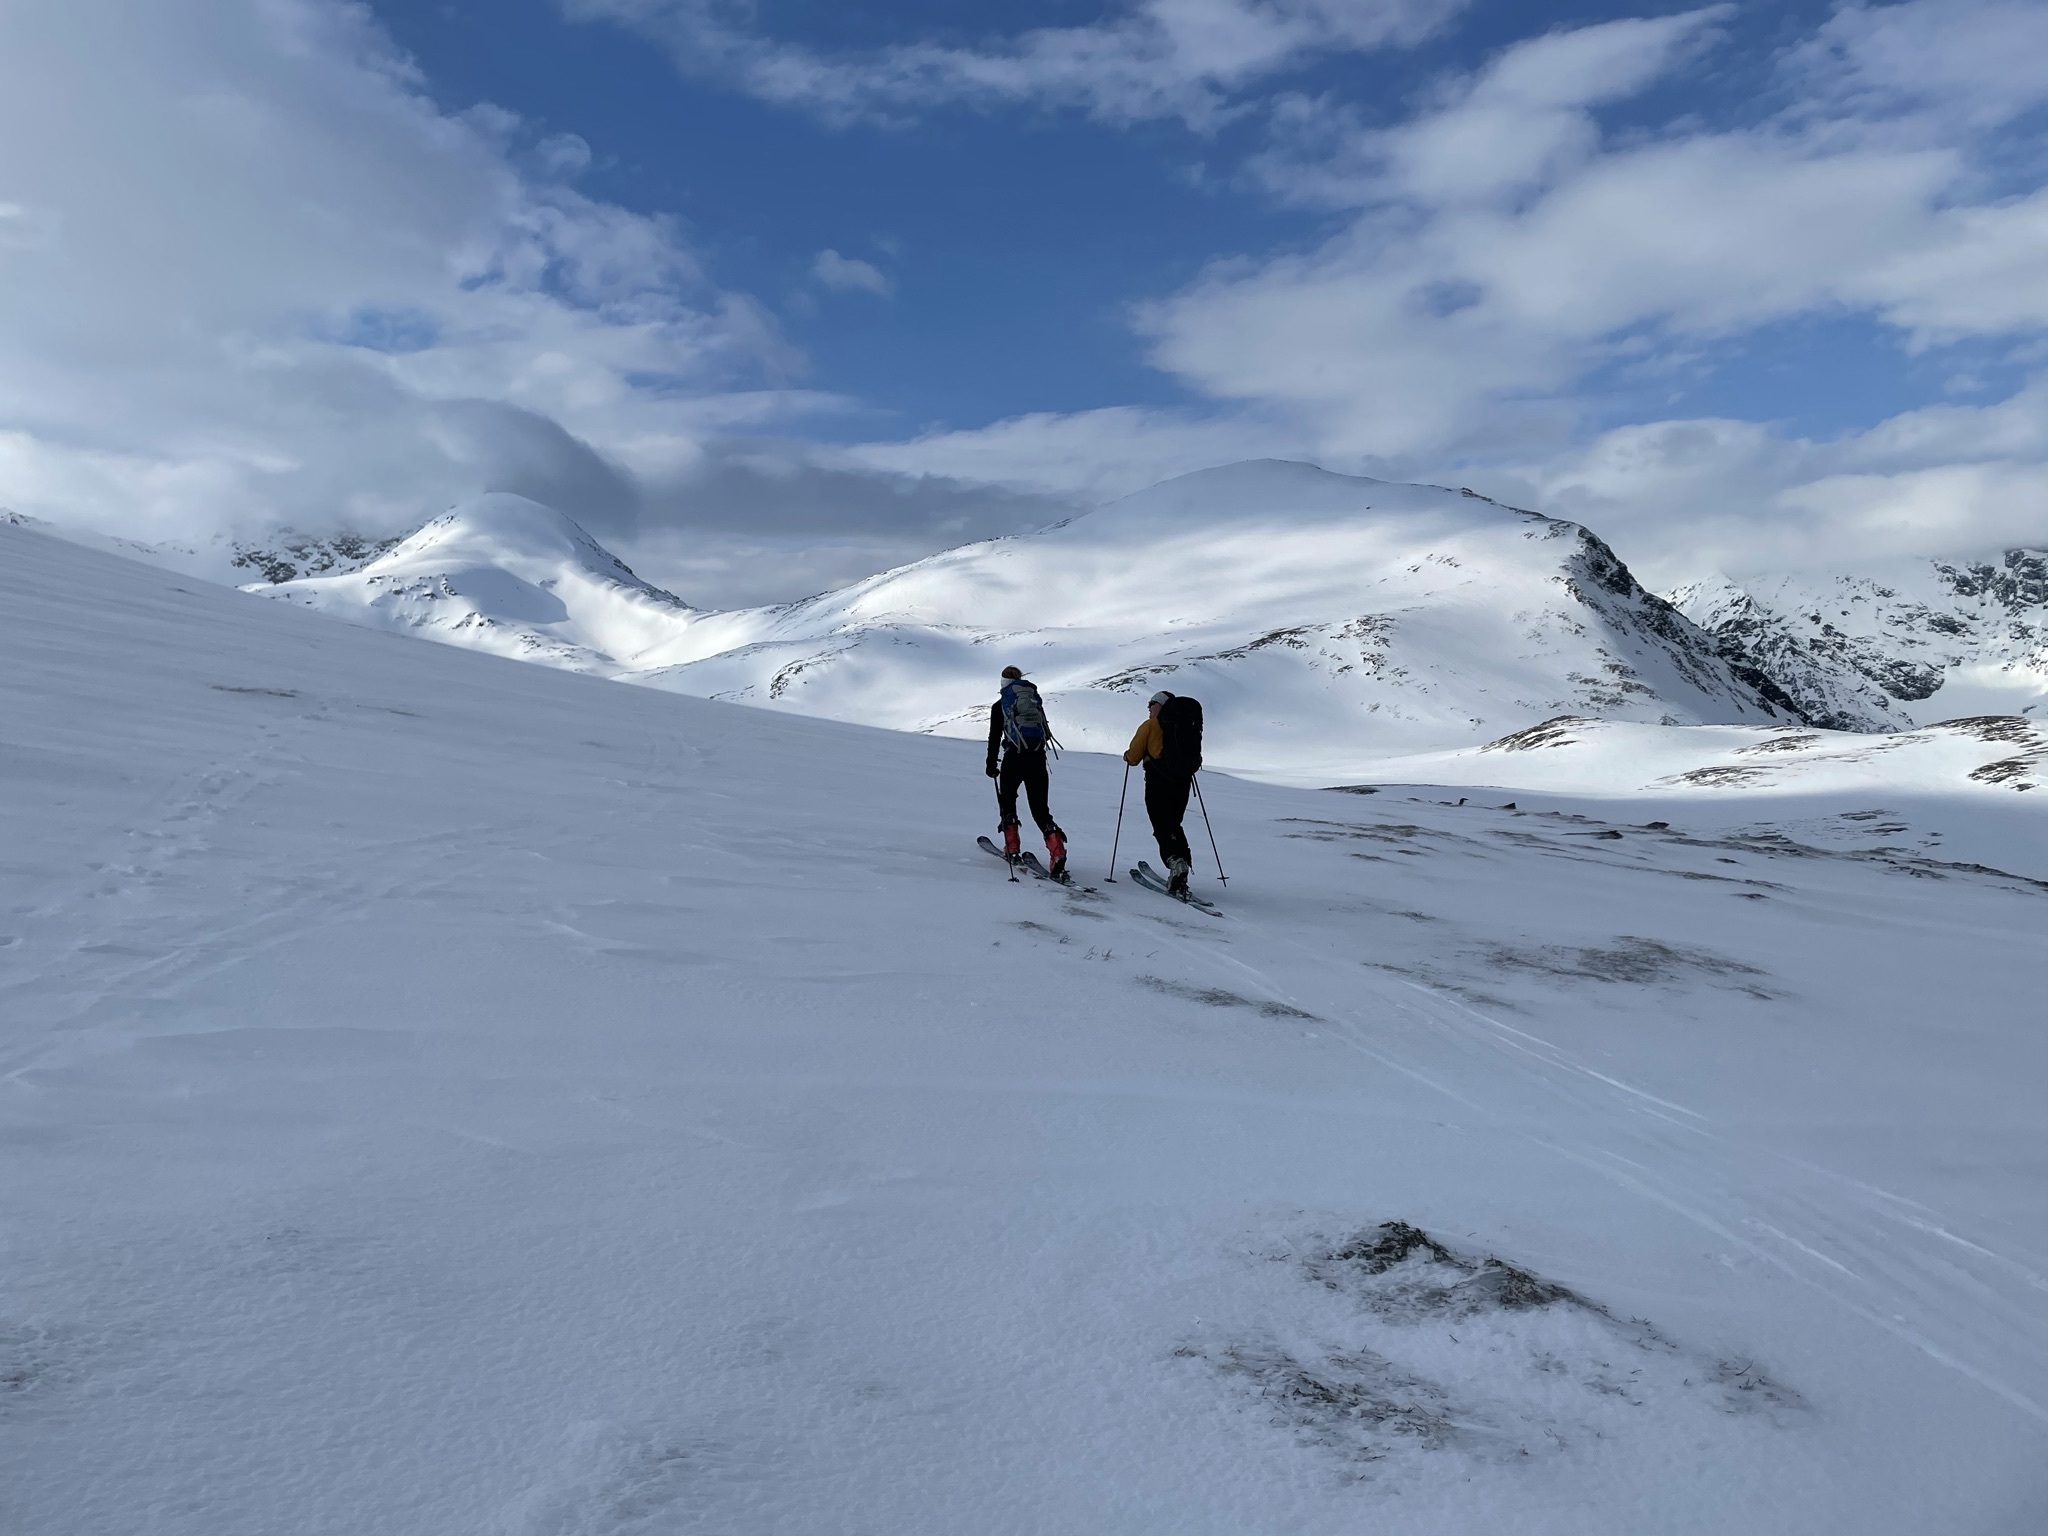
[980,837,1095,890]
[1018,852,1075,886]
[978,834,1023,878]
[1131,861,1221,915]
[981,836,1087,888]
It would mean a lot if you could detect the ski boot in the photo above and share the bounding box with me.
[1166,854,1191,898]
[1001,821,1022,863]
[1045,828,1068,880]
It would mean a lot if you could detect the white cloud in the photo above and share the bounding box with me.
[812,249,892,298]
[0,0,810,553]
[851,371,2048,590]
[565,0,1469,129]
[536,131,595,178]
[1129,0,2048,473]
[840,405,1322,503]
[1474,379,2048,588]
[1791,0,2048,131]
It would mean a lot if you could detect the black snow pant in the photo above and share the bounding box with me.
[997,748,1060,835]
[1144,769,1193,867]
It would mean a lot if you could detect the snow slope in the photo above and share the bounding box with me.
[1322,713,2048,819]
[6,520,2045,1534]
[1670,551,2048,731]
[2,509,393,589]
[256,464,1793,778]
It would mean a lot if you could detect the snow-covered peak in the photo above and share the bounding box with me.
[1074,459,1503,535]
[259,493,695,672]
[362,493,663,592]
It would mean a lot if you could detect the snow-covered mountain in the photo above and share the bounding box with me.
[255,463,1794,777]
[1668,551,2048,731]
[259,492,700,671]
[7,514,2046,1533]
[227,529,400,585]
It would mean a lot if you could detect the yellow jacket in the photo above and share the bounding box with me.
[1123,717,1163,766]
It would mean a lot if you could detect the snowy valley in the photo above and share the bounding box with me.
[3,513,2045,1534]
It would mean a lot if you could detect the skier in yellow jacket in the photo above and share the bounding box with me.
[1124,690,1196,895]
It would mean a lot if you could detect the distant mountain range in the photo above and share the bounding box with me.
[1668,553,2048,731]
[27,460,2039,784]
[247,462,1801,780]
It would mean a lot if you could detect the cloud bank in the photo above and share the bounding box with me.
[565,0,1469,129]
[0,0,1056,603]
[840,0,2048,578]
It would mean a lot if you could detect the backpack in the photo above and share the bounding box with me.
[1000,677,1051,751]
[1156,694,1203,775]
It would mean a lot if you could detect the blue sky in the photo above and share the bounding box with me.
[378,0,1874,439]
[1,0,2045,602]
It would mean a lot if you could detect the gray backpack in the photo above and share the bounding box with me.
[1000,678,1051,751]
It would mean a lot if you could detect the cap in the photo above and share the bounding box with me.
[1148,690,1174,706]
[1001,665,1024,679]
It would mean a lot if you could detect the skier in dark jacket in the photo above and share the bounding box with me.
[1124,689,1198,895]
[986,666,1068,876]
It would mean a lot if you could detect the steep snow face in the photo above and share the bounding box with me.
[259,493,700,672]
[261,464,1791,775]
[1669,551,2048,731]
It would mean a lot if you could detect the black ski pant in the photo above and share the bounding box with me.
[996,748,1060,835]
[1144,768,1193,867]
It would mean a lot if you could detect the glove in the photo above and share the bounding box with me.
[985,763,999,778]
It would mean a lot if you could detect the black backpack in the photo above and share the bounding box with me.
[1156,695,1203,775]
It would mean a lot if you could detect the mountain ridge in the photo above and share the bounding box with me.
[1668,550,2048,731]
[250,463,1795,779]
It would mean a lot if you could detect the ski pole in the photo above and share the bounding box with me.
[1192,773,1227,885]
[1106,763,1130,881]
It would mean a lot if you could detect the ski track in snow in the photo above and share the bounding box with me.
[1070,843,2048,1430]
[5,520,2046,1535]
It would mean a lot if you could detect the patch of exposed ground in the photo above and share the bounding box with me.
[1483,935,1775,996]
[1179,1221,1803,1474]
[1138,976,1317,1020]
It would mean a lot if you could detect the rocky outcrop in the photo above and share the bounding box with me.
[1668,550,2048,731]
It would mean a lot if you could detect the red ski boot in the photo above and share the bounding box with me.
[1001,822,1022,861]
[1044,828,1068,880]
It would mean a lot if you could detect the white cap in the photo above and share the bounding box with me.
[1148,690,1173,706]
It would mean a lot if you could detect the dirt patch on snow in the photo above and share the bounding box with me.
[1179,1221,1804,1474]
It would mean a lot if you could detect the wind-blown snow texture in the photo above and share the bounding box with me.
[1332,713,2048,807]
[257,464,1792,780]
[5,520,2045,1534]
